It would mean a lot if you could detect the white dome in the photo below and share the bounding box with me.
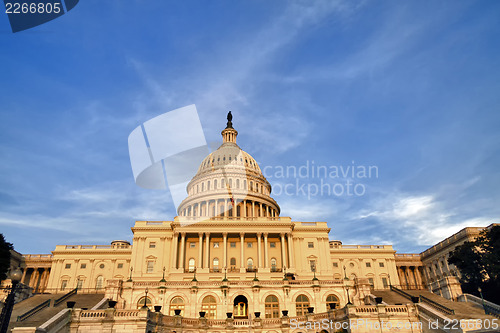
[177,113,280,219]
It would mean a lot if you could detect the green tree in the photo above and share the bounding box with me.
[448,225,500,303]
[0,234,13,281]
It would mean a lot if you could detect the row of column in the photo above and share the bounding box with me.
[171,232,294,271]
[21,267,50,293]
[397,266,425,290]
[181,199,278,218]
[424,256,452,282]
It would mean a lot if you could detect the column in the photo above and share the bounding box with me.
[223,233,228,268]
[40,269,48,292]
[205,232,210,269]
[259,203,263,217]
[266,206,269,217]
[443,255,451,276]
[30,268,39,288]
[414,267,422,288]
[287,233,295,269]
[224,200,228,218]
[21,267,27,284]
[179,233,186,270]
[252,201,255,218]
[280,233,286,269]
[243,200,247,217]
[397,267,404,288]
[257,233,262,269]
[264,233,269,268]
[198,233,203,269]
[240,233,245,271]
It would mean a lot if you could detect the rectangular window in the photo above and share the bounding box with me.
[117,263,123,269]
[310,260,316,272]
[308,242,314,248]
[247,242,253,248]
[379,262,385,268]
[270,242,276,248]
[149,242,156,248]
[65,263,71,269]
[80,263,86,269]
[213,242,219,248]
[366,262,371,268]
[230,242,236,248]
[76,279,83,290]
[382,277,389,288]
[333,262,338,268]
[368,278,374,287]
[60,280,68,291]
[190,242,196,248]
[147,261,154,273]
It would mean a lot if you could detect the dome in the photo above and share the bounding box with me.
[177,112,280,219]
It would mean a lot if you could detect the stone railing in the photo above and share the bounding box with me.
[330,244,392,250]
[62,244,131,250]
[130,279,344,288]
[458,293,500,318]
[74,304,415,331]
[396,253,421,257]
[23,254,53,260]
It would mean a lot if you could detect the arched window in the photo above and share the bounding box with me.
[213,258,219,272]
[295,294,310,316]
[265,295,280,318]
[271,258,277,272]
[221,179,225,188]
[201,295,217,318]
[96,276,104,290]
[137,296,152,309]
[214,179,217,189]
[326,294,340,310]
[188,258,195,272]
[169,296,185,315]
[208,181,211,190]
[236,179,240,188]
[247,258,254,270]
[230,258,236,270]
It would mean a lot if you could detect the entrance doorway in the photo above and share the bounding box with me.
[233,295,248,318]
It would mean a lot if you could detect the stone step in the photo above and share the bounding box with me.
[8,293,105,331]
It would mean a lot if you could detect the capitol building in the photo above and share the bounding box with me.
[2,113,499,333]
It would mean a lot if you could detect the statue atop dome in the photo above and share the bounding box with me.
[226,111,233,129]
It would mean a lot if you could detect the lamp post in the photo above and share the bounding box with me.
[0,267,23,333]
[127,267,133,282]
[343,266,352,306]
[141,288,149,309]
[478,287,488,315]
[160,267,166,282]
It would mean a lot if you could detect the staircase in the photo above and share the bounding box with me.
[7,292,105,332]
[372,289,413,305]
[405,290,494,321]
[372,287,500,332]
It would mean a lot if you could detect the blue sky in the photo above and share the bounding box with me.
[1,1,499,254]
